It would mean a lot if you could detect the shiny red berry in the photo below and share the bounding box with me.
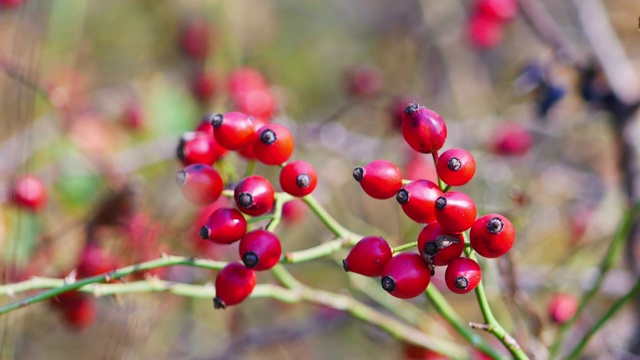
[353,159,402,200]
[548,293,578,324]
[208,112,256,151]
[380,253,432,299]
[417,222,464,267]
[177,131,226,166]
[401,104,447,154]
[234,175,275,216]
[9,175,47,211]
[279,160,318,197]
[213,262,256,309]
[469,214,515,258]
[436,148,476,186]
[434,191,477,233]
[445,257,482,294]
[396,180,442,223]
[342,236,392,277]
[176,164,223,206]
[252,123,294,165]
[239,229,282,271]
[199,208,247,244]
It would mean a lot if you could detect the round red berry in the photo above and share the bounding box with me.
[176,164,223,206]
[282,199,308,224]
[434,191,477,233]
[227,67,268,97]
[9,175,47,211]
[548,293,578,325]
[76,244,119,279]
[233,87,276,120]
[252,123,294,165]
[491,122,532,156]
[445,257,482,294]
[342,236,392,277]
[177,131,226,166]
[436,148,476,186]
[469,214,515,258]
[467,14,503,50]
[213,262,256,309]
[417,222,464,267]
[401,104,447,154]
[234,175,275,216]
[396,180,442,223]
[59,293,97,330]
[279,160,318,197]
[239,229,282,271]
[380,252,432,299]
[208,112,256,151]
[353,159,402,200]
[199,208,247,244]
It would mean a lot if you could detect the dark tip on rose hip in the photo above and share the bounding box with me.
[259,129,277,145]
[296,174,311,188]
[352,167,364,182]
[199,226,210,240]
[238,193,253,207]
[435,196,447,210]
[447,157,462,171]
[404,103,420,114]
[396,189,409,204]
[455,276,469,290]
[211,113,224,128]
[487,217,504,234]
[342,259,349,272]
[381,276,396,292]
[176,170,187,186]
[242,252,259,268]
[213,297,226,310]
[424,241,439,256]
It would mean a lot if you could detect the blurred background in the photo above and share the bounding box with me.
[0,0,640,359]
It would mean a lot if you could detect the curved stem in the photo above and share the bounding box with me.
[302,195,360,242]
[392,241,418,253]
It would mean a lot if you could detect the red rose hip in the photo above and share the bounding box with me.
[342,236,392,277]
[200,208,247,244]
[176,164,223,206]
[9,174,47,211]
[209,112,256,150]
[279,160,318,197]
[353,159,402,200]
[434,191,477,233]
[396,180,442,223]
[436,148,476,186]
[239,229,282,271]
[177,131,226,166]
[252,123,294,166]
[401,104,447,154]
[234,175,275,216]
[445,257,482,294]
[417,222,464,267]
[381,252,432,299]
[213,262,257,309]
[469,214,515,258]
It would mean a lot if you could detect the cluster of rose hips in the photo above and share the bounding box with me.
[175,110,318,309]
[344,103,516,299]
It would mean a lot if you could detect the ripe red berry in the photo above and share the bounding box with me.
[282,199,308,224]
[234,175,275,216]
[436,148,476,186]
[279,160,318,197]
[445,257,482,294]
[208,112,256,151]
[239,229,282,271]
[9,175,47,211]
[345,64,384,98]
[191,72,217,103]
[213,262,257,309]
[548,293,578,324]
[467,14,503,50]
[342,236,392,277]
[176,164,223,206]
[475,0,517,22]
[180,19,211,59]
[417,222,464,267]
[177,131,226,166]
[353,159,402,200]
[434,191,477,233]
[233,87,276,120]
[401,104,447,154]
[491,122,532,155]
[59,293,97,330]
[227,67,268,97]
[252,123,294,165]
[396,180,442,223]
[469,214,515,258]
[199,208,247,244]
[380,253,432,299]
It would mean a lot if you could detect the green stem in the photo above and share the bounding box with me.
[0,255,226,315]
[266,193,292,232]
[549,204,639,358]
[430,151,446,191]
[565,276,640,360]
[425,286,508,360]
[283,238,346,263]
[392,241,418,253]
[302,195,360,243]
[244,160,256,177]
[246,214,275,224]
[462,235,529,360]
